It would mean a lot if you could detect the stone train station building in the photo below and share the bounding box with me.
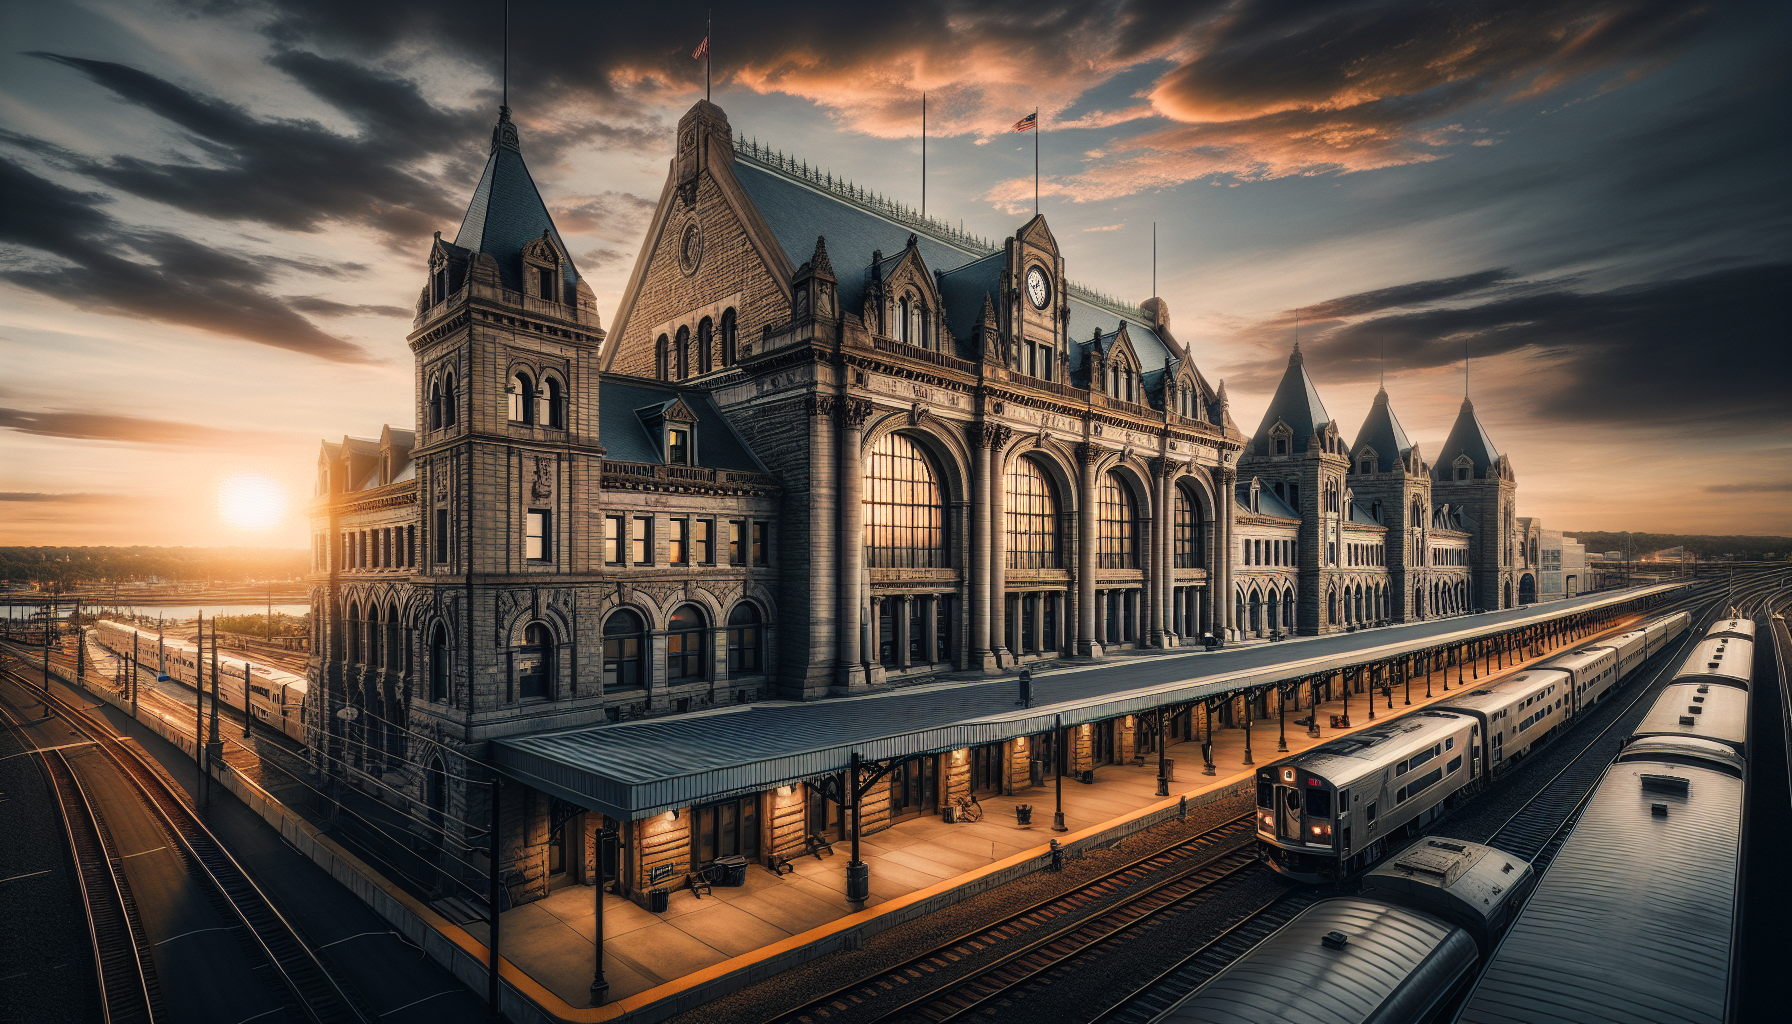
[305,100,1545,905]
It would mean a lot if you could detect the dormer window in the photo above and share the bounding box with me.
[536,266,556,302]
[1453,455,1473,481]
[1275,439,1287,455]
[430,261,449,305]
[523,232,562,304]
[668,426,691,466]
[509,372,535,424]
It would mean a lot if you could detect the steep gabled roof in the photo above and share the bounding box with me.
[1351,387,1414,472]
[1436,397,1502,479]
[1250,344,1331,454]
[452,107,580,295]
[598,379,764,471]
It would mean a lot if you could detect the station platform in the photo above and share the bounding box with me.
[476,624,1614,1008]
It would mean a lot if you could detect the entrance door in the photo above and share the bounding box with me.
[892,756,938,819]
[694,795,761,865]
[970,744,1003,795]
[1277,785,1302,841]
[1093,720,1116,765]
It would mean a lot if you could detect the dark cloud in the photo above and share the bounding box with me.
[0,155,375,362]
[554,192,656,235]
[0,492,128,503]
[1299,269,1514,320]
[579,248,630,270]
[285,295,409,317]
[1705,482,1792,494]
[0,406,280,447]
[1260,261,1789,428]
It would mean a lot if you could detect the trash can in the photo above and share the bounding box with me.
[714,855,748,887]
[1030,759,1046,787]
[649,887,670,913]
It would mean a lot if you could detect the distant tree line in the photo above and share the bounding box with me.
[213,612,310,637]
[0,546,308,585]
[1565,532,1791,561]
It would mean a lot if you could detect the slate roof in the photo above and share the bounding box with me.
[1351,387,1414,472]
[597,379,763,471]
[1436,397,1501,479]
[1250,345,1332,454]
[1235,482,1301,520]
[731,153,1175,382]
[452,108,581,296]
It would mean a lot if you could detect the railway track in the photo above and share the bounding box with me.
[772,816,1258,1024]
[0,664,371,1024]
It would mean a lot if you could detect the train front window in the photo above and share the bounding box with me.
[1256,782,1272,807]
[1305,788,1332,817]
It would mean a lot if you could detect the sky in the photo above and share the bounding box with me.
[1,0,1787,548]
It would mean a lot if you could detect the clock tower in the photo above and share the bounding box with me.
[1002,215,1069,382]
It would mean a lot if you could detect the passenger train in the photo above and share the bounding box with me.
[1258,611,1691,882]
[92,619,311,744]
[1454,611,1758,1024]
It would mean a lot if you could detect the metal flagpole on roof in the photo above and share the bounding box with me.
[921,92,926,218]
[1034,108,1040,214]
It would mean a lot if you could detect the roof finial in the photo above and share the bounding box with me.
[1464,336,1469,398]
[502,0,509,110]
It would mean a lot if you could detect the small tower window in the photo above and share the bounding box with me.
[509,372,535,424]
[429,377,443,430]
[668,427,691,466]
[720,308,738,366]
[525,509,551,560]
[675,325,691,380]
[698,317,714,375]
[542,376,565,429]
[443,372,457,427]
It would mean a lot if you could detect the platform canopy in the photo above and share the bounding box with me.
[493,584,1685,821]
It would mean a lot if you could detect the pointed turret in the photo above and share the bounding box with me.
[1351,386,1415,473]
[452,106,581,297]
[1249,343,1332,456]
[1435,396,1502,480]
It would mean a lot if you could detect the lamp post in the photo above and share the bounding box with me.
[1155,707,1169,797]
[1051,715,1068,832]
[846,751,869,904]
[590,824,616,1004]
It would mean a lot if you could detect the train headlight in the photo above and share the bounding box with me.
[1261,813,1274,828]
[1310,824,1332,836]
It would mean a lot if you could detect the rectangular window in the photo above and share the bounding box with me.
[695,519,714,564]
[434,509,449,563]
[1305,788,1332,817]
[729,520,746,565]
[1366,801,1377,822]
[537,266,555,301]
[668,427,690,466]
[1398,767,1445,803]
[632,517,652,565]
[604,515,624,565]
[1447,755,1463,774]
[670,518,689,564]
[406,525,416,567]
[752,522,769,565]
[525,509,550,560]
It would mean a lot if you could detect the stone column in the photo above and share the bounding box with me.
[1216,460,1238,634]
[988,426,1012,666]
[1030,593,1046,654]
[922,595,938,665]
[969,422,995,670]
[896,595,912,670]
[1147,457,1167,646]
[837,399,870,689]
[1075,442,1101,657]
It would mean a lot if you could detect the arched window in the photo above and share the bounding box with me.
[1327,589,1338,624]
[367,603,383,666]
[1004,457,1059,569]
[897,296,910,342]
[346,602,362,663]
[865,433,947,568]
[720,308,738,366]
[674,325,691,379]
[542,375,565,429]
[1097,472,1138,569]
[667,604,707,681]
[1283,587,1295,628]
[602,611,645,691]
[429,377,443,430]
[517,622,552,700]
[909,299,925,348]
[1266,589,1278,633]
[727,603,762,674]
[1235,590,1245,631]
[1248,589,1262,634]
[698,317,714,375]
[1174,486,1202,568]
[656,334,670,380]
[508,372,535,424]
[429,624,449,702]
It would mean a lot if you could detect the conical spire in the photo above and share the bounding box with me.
[452,107,578,295]
[809,235,834,279]
[1249,342,1331,455]
[1351,385,1413,473]
[1436,396,1501,480]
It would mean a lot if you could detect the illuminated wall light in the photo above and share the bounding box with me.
[777,785,793,796]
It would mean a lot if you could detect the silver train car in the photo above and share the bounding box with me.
[1705,616,1755,642]
[1259,611,1690,883]
[92,619,310,744]
[1670,632,1753,691]
[1155,838,1533,1024]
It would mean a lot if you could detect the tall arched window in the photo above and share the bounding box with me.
[602,610,645,691]
[909,299,924,348]
[429,624,449,702]
[1248,589,1262,633]
[1098,472,1138,569]
[675,325,691,379]
[1327,589,1338,624]
[698,317,714,375]
[442,373,457,427]
[898,296,911,343]
[727,603,762,674]
[1283,587,1295,628]
[508,372,535,424]
[367,603,383,666]
[1004,457,1059,569]
[1266,589,1278,633]
[542,376,565,429]
[720,308,738,366]
[667,605,707,681]
[656,334,670,380]
[429,377,443,430]
[865,433,947,568]
[346,602,361,663]
[1174,486,1202,568]
[517,622,552,700]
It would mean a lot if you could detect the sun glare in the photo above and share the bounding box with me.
[217,474,289,531]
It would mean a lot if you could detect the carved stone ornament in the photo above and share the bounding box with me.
[1075,441,1102,465]
[1149,455,1171,479]
[908,402,931,428]
[529,456,554,502]
[843,399,875,428]
[986,423,1014,451]
[433,468,451,504]
[805,394,838,418]
[1032,428,1048,449]
[677,220,703,276]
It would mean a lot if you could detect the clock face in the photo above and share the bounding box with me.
[1026,266,1050,309]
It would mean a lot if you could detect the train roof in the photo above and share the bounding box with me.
[1705,617,1755,641]
[1535,646,1615,674]
[1281,711,1473,787]
[1616,735,1745,777]
[1364,837,1533,937]
[1630,682,1747,757]
[1669,636,1753,690]
[1454,758,1742,1024]
[1154,897,1477,1024]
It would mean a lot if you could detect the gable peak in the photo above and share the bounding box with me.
[490,105,520,153]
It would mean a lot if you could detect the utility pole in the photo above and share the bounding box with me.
[196,612,208,809]
[74,600,85,686]
[209,616,223,805]
[243,662,252,738]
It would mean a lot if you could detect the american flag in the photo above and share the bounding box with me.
[692,36,709,59]
[1010,112,1037,132]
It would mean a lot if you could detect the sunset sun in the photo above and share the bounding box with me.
[217,474,288,530]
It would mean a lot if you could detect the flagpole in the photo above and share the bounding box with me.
[706,10,712,101]
[921,92,926,219]
[1033,108,1040,215]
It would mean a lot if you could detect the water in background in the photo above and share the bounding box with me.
[2,603,311,622]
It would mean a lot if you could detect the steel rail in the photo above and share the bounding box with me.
[0,666,371,1024]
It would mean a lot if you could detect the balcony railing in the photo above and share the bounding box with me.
[871,337,978,374]
[601,461,779,490]
[1096,393,1158,418]
[413,281,600,329]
